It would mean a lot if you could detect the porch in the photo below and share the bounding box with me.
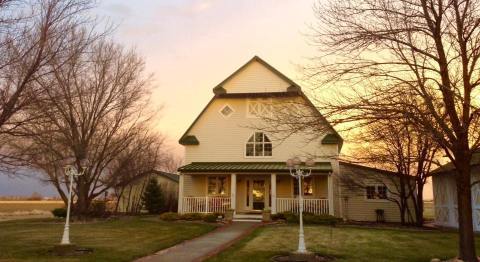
[178,162,334,215]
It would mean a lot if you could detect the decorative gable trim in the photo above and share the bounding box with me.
[179,135,200,145]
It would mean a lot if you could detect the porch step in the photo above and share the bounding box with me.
[232,218,262,223]
[233,214,262,222]
[234,214,262,219]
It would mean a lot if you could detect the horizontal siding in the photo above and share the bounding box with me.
[339,164,407,222]
[184,97,338,163]
[118,176,178,212]
[223,60,290,93]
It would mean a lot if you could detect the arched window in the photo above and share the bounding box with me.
[246,132,272,157]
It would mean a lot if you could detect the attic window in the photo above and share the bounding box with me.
[220,105,234,117]
[246,132,272,157]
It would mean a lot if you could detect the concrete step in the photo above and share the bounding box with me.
[234,214,262,219]
[232,218,262,223]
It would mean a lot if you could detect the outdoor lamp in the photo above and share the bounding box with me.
[287,157,313,255]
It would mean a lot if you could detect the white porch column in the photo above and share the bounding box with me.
[328,173,334,215]
[328,173,334,216]
[178,173,184,214]
[231,173,236,213]
[271,173,277,214]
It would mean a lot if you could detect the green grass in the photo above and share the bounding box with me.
[0,217,216,262]
[208,224,480,262]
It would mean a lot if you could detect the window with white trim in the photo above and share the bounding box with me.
[207,176,227,196]
[366,185,388,200]
[246,132,272,157]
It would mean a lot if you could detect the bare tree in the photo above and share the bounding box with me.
[14,33,159,217]
[0,0,95,171]
[342,118,439,226]
[302,0,480,260]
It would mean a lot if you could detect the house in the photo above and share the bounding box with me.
[432,151,480,231]
[177,56,410,222]
[117,170,179,213]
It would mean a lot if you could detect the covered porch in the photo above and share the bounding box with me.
[177,162,334,215]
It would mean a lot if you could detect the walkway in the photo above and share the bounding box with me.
[134,222,259,262]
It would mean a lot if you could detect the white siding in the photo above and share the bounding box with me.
[222,60,291,93]
[432,170,480,231]
[184,97,338,164]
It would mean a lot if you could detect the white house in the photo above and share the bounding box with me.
[177,56,408,222]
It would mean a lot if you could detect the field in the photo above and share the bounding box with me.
[424,200,435,220]
[0,201,64,221]
[0,217,216,262]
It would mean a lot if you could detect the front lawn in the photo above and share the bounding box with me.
[208,224,480,262]
[0,217,216,262]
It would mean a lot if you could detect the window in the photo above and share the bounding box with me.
[207,176,227,196]
[246,132,272,157]
[293,177,313,196]
[366,186,376,199]
[377,185,388,199]
[247,99,272,118]
[220,104,234,117]
[366,185,388,200]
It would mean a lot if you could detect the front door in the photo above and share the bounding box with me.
[252,179,265,210]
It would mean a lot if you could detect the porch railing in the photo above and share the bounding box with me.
[182,196,231,213]
[276,198,329,215]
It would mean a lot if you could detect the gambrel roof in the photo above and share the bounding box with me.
[179,56,343,150]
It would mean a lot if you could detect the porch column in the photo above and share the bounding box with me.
[178,173,184,214]
[231,173,236,213]
[328,173,334,215]
[271,173,277,214]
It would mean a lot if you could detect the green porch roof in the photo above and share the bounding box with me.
[178,162,332,173]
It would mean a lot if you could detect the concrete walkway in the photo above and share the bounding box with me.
[134,222,259,262]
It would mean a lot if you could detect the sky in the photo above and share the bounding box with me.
[96,0,318,153]
[0,0,434,199]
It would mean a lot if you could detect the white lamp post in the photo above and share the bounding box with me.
[287,157,315,254]
[60,158,88,245]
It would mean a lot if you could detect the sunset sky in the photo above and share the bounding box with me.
[96,0,318,153]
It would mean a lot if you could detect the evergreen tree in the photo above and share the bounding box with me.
[142,177,164,214]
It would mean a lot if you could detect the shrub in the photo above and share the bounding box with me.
[281,212,340,226]
[159,212,179,221]
[181,213,204,221]
[203,213,217,223]
[271,213,285,221]
[89,201,107,217]
[303,213,340,226]
[213,212,224,219]
[52,208,67,218]
[142,177,164,214]
[283,212,299,223]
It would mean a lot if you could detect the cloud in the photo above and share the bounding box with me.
[155,0,222,17]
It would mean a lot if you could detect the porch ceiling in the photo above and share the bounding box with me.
[178,162,332,173]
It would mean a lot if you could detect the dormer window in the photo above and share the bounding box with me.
[246,132,272,157]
